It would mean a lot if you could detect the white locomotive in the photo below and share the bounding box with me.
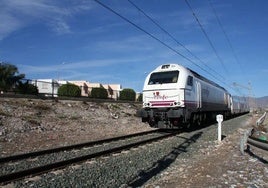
[138,64,248,128]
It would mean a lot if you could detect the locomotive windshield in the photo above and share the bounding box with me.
[148,71,179,85]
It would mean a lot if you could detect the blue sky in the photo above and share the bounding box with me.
[0,0,267,97]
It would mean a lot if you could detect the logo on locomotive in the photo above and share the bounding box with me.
[153,91,167,100]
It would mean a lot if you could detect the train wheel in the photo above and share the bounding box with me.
[187,115,195,129]
[194,113,202,126]
[185,122,191,129]
[196,117,202,126]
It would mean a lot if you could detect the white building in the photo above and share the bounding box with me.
[31,79,62,97]
[103,84,122,99]
[32,79,122,99]
[68,80,91,97]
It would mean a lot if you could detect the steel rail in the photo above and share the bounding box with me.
[0,129,160,163]
[0,130,179,184]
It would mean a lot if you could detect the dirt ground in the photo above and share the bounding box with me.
[0,97,267,187]
[145,114,268,188]
[0,97,153,157]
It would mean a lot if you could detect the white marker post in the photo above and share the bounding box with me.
[216,114,223,143]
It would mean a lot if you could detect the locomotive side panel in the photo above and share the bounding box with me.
[199,79,229,112]
[231,96,250,115]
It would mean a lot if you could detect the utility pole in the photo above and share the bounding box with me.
[233,82,256,112]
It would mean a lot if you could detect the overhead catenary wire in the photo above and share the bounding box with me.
[93,0,233,89]
[208,0,249,97]
[184,0,245,96]
[208,0,244,74]
[93,0,243,93]
[184,0,228,74]
[92,0,193,64]
[127,0,225,81]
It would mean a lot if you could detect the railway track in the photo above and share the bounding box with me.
[0,129,180,185]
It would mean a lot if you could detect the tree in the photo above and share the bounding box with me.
[16,80,38,95]
[0,62,25,92]
[119,88,136,101]
[58,83,81,97]
[90,87,108,99]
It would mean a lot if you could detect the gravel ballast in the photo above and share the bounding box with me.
[1,98,267,187]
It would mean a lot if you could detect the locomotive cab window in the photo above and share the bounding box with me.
[187,76,193,86]
[148,71,179,85]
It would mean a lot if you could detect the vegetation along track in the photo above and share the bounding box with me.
[0,129,179,185]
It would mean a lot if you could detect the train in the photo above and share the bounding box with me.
[138,64,249,128]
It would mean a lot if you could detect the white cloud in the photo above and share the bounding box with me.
[18,57,143,75]
[18,58,129,82]
[94,35,156,53]
[49,18,72,34]
[0,13,23,40]
[0,0,93,39]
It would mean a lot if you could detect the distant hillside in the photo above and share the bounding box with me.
[255,96,268,109]
[234,96,268,109]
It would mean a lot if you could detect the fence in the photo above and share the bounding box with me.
[256,112,267,126]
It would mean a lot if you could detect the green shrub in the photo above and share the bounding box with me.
[58,83,81,97]
[90,87,108,99]
[119,88,136,101]
[16,81,38,95]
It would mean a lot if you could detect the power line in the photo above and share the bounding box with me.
[127,0,225,81]
[208,0,244,74]
[93,0,234,91]
[94,1,217,77]
[127,0,243,95]
[207,0,249,96]
[184,0,228,74]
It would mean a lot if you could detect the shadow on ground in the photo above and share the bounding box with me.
[127,131,203,187]
[246,147,268,164]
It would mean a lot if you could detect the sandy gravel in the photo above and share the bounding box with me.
[0,97,267,187]
[145,114,268,188]
[0,97,153,157]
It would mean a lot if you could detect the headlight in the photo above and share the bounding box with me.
[174,102,180,106]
